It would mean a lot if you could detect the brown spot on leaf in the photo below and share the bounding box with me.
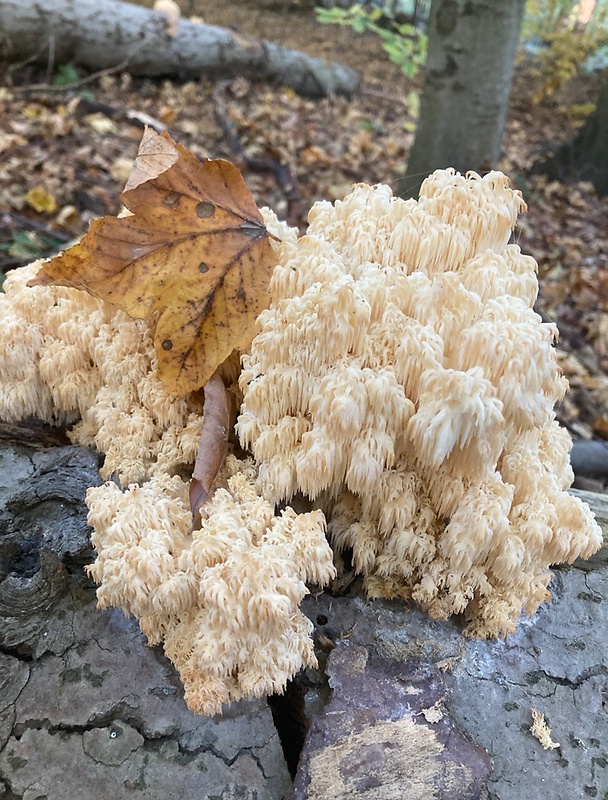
[196,201,215,218]
[163,191,181,208]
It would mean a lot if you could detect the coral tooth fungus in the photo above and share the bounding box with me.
[0,170,601,714]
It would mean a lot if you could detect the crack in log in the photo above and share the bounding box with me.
[0,771,25,800]
[583,573,604,601]
[267,679,309,779]
[0,646,33,663]
[11,697,149,741]
[203,738,275,779]
[8,708,277,779]
[526,666,608,692]
[267,618,336,780]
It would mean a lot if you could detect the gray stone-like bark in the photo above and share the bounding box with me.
[0,443,292,800]
[1,439,606,798]
[402,0,525,196]
[294,644,492,800]
[301,556,608,798]
[0,0,360,98]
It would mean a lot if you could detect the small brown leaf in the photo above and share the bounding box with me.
[189,369,232,524]
[30,127,278,396]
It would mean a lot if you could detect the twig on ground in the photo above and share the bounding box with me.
[1,210,72,243]
[72,96,168,132]
[212,80,306,227]
[8,58,134,95]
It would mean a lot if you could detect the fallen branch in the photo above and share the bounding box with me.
[570,440,608,480]
[0,0,360,98]
[7,58,136,94]
[1,210,71,243]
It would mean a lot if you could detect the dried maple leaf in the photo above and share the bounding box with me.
[30,127,277,396]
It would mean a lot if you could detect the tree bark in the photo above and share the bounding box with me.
[570,487,608,571]
[0,442,293,797]
[0,0,360,98]
[536,78,608,196]
[402,0,525,197]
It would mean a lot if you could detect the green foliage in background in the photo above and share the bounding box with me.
[0,231,65,271]
[315,4,427,78]
[522,0,579,38]
[522,0,608,101]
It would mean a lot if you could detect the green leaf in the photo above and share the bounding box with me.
[52,64,80,86]
[0,230,65,261]
[316,2,428,79]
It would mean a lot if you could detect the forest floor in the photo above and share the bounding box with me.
[0,0,607,448]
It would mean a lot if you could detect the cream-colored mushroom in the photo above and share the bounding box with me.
[239,171,602,638]
[86,455,334,714]
[0,170,601,715]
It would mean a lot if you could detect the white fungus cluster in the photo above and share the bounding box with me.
[0,217,334,714]
[86,455,333,715]
[0,170,602,715]
[238,171,602,637]
[0,260,204,484]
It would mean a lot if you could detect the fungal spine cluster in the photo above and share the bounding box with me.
[0,170,601,713]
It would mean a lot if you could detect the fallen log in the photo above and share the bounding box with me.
[575,487,608,535]
[2,439,606,798]
[0,0,360,98]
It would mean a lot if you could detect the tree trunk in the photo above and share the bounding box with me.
[402,0,525,197]
[536,78,608,196]
[0,0,360,98]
